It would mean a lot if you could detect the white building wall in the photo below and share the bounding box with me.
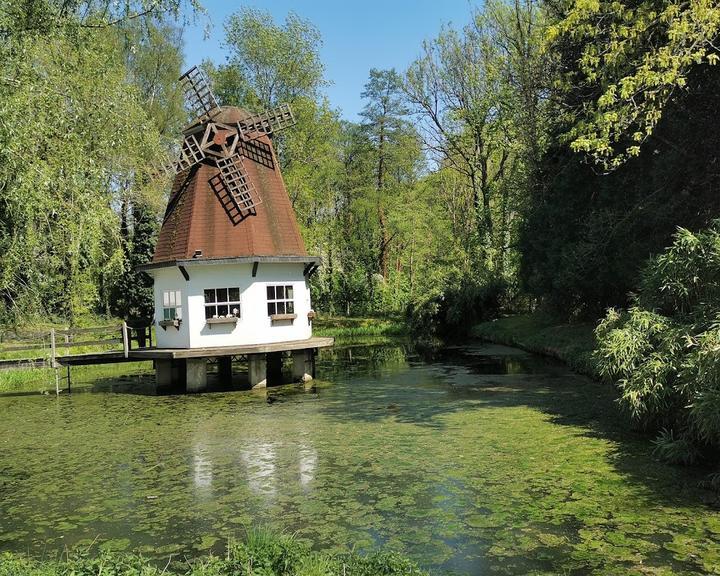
[152,267,191,348]
[151,262,312,349]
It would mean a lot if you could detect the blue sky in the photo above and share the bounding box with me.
[182,0,475,121]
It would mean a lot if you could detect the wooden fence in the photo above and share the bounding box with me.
[0,323,153,393]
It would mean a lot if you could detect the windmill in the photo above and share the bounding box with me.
[157,65,296,216]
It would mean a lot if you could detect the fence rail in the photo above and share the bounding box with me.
[0,322,153,390]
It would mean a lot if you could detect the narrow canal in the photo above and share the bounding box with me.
[1,341,718,574]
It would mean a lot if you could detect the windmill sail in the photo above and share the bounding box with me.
[179,66,219,119]
[175,132,206,172]
[237,103,296,139]
[216,154,262,212]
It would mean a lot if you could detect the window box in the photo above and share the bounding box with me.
[206,316,239,328]
[270,313,297,324]
[158,319,182,331]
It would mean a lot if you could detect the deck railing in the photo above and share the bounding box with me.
[0,322,153,370]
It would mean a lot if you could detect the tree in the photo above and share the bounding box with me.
[0,2,194,324]
[403,2,546,277]
[550,0,720,169]
[360,69,411,279]
[109,17,186,321]
[214,7,327,110]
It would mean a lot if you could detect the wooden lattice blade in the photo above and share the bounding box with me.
[216,154,262,212]
[237,103,296,139]
[179,66,219,119]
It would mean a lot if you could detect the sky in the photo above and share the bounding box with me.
[182,0,475,122]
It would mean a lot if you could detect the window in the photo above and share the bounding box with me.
[162,290,182,321]
[204,287,241,319]
[266,285,294,316]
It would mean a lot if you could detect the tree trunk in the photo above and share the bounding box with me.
[377,117,390,279]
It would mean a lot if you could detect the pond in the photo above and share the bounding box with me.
[1,340,719,575]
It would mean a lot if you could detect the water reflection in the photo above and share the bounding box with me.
[240,441,278,497]
[298,444,317,488]
[192,443,213,491]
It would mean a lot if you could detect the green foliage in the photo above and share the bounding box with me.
[520,60,720,318]
[0,531,428,576]
[0,2,187,325]
[404,0,548,278]
[551,0,720,169]
[407,277,509,338]
[216,8,327,109]
[313,316,406,339]
[595,225,720,462]
[109,203,157,321]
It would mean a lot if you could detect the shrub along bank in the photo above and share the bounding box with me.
[0,530,428,576]
[474,225,720,470]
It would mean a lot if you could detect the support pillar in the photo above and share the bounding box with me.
[292,349,314,382]
[155,359,173,387]
[218,356,233,384]
[248,354,267,388]
[186,358,207,392]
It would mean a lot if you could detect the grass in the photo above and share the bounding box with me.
[0,362,153,394]
[0,528,428,576]
[471,312,601,378]
[0,314,154,393]
[313,315,408,339]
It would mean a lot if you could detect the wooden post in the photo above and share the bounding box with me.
[67,365,71,392]
[50,328,56,367]
[50,329,59,396]
[122,321,129,358]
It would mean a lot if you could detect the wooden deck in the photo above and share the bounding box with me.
[56,337,335,366]
[55,351,144,367]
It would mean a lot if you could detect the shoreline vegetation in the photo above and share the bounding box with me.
[0,529,427,576]
[471,313,599,379]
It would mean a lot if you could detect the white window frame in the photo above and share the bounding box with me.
[266,284,295,316]
[162,290,182,321]
[204,287,242,319]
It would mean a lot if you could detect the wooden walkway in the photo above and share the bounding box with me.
[56,337,335,366]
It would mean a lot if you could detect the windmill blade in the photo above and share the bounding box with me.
[237,103,296,139]
[179,66,219,119]
[176,132,206,172]
[216,153,262,212]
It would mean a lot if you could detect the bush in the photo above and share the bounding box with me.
[0,529,429,576]
[594,224,720,463]
[406,277,509,339]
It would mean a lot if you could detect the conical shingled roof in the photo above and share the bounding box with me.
[152,106,307,264]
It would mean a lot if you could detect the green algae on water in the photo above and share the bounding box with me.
[0,342,718,575]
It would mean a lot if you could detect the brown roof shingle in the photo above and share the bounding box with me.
[153,107,307,263]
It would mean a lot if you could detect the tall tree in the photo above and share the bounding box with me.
[109,17,186,321]
[0,2,195,324]
[404,12,521,274]
[212,7,326,110]
[360,69,409,279]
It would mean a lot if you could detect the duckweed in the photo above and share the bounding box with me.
[0,341,718,574]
